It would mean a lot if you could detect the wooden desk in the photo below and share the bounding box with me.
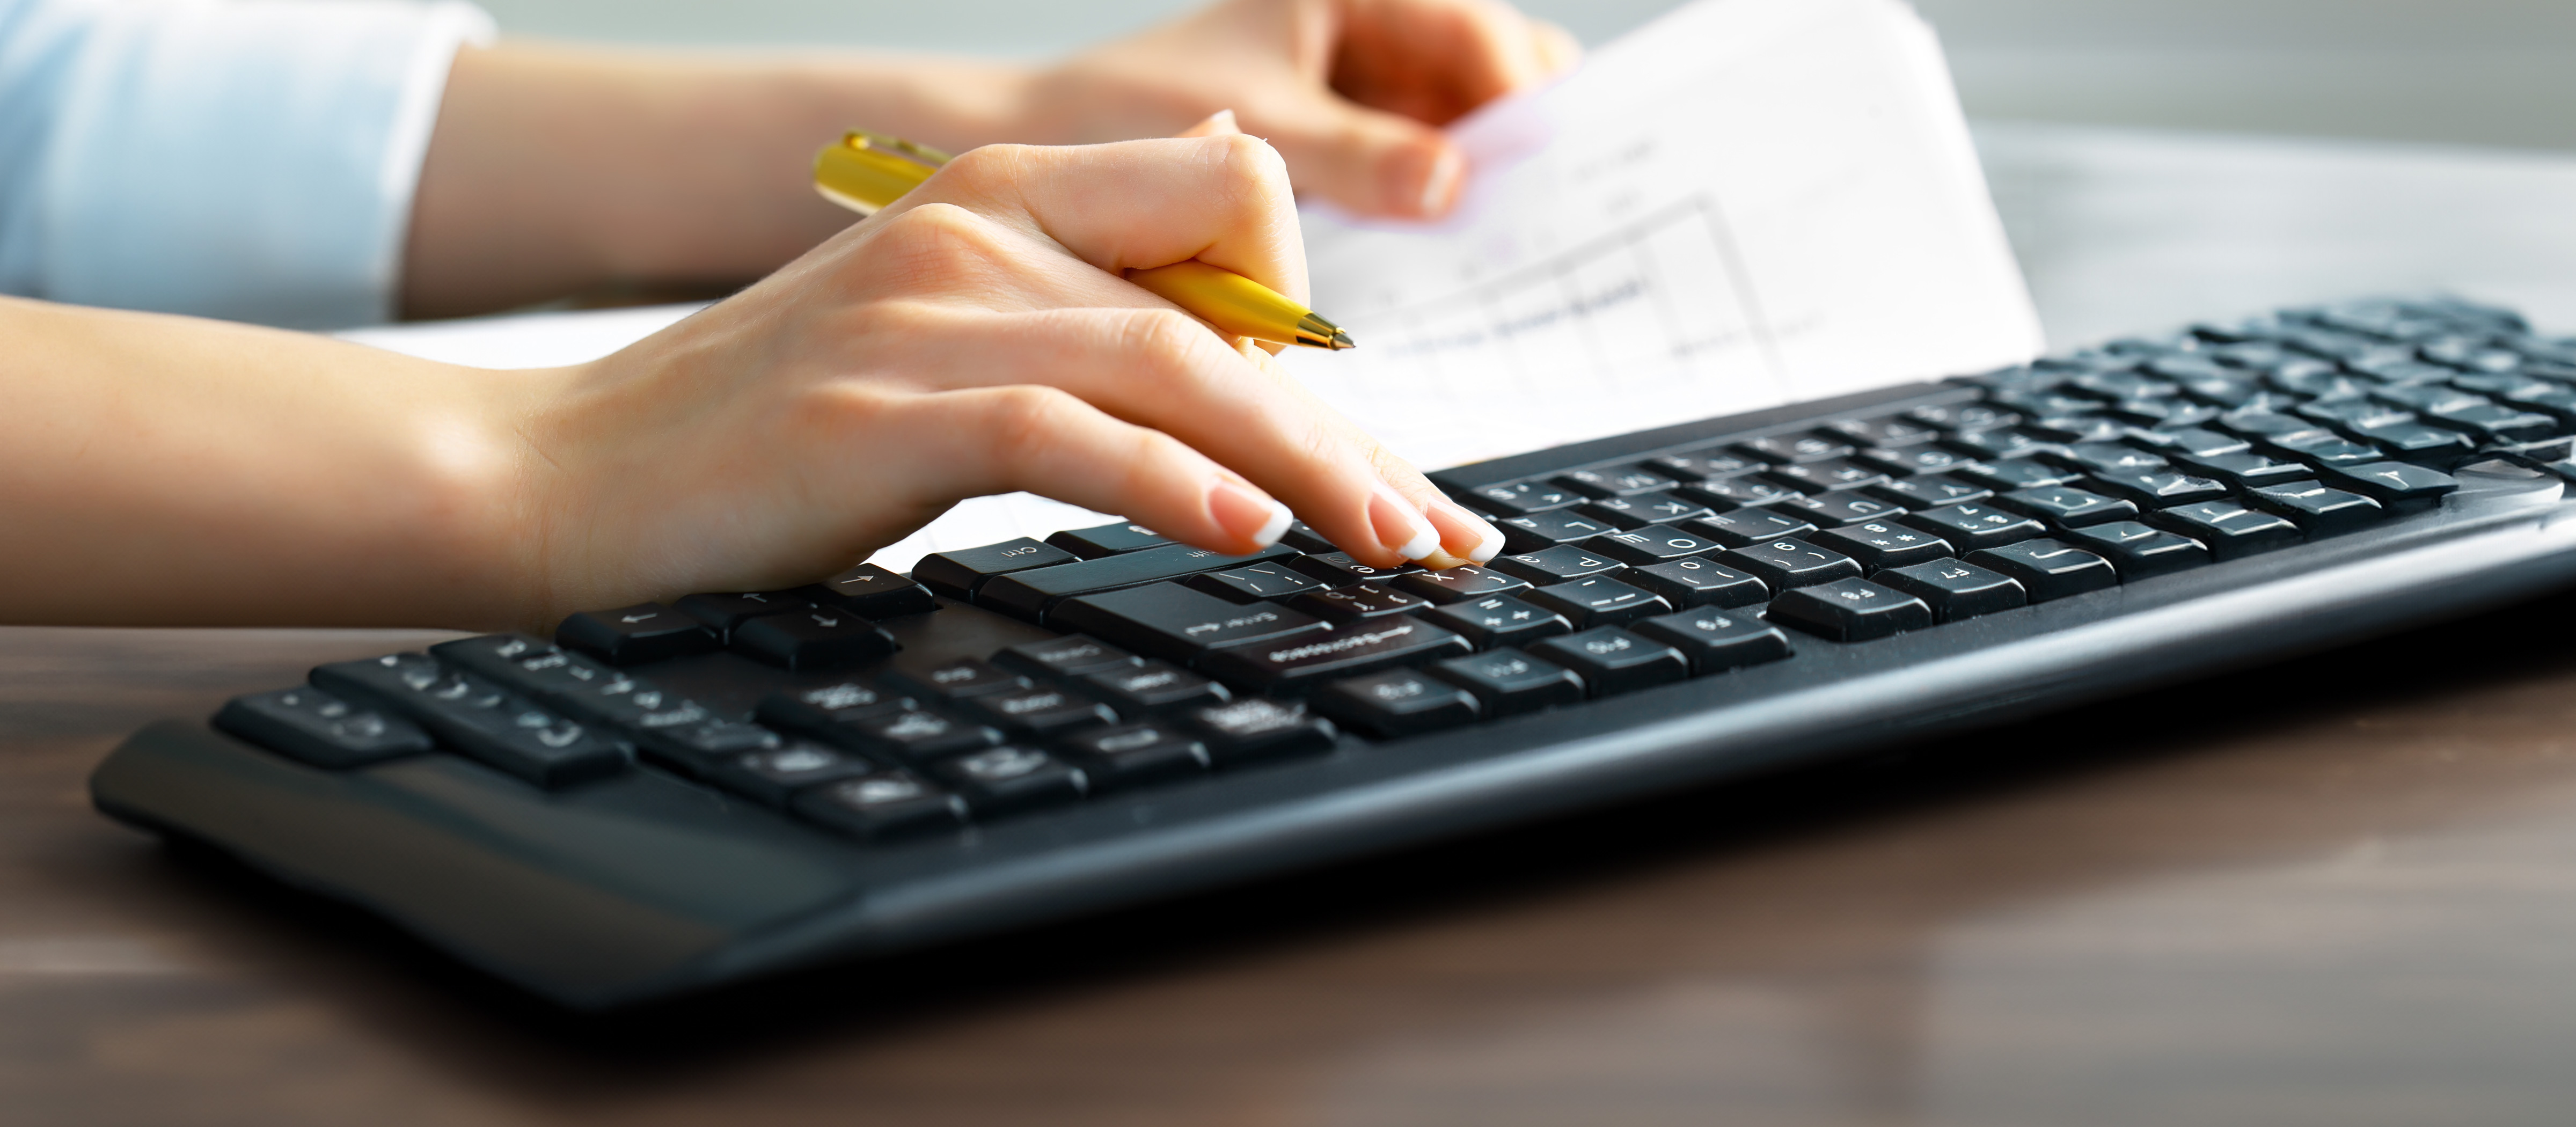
[13,129,2576,1124]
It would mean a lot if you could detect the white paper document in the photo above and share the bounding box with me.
[1280,0,2041,471]
[341,0,2040,573]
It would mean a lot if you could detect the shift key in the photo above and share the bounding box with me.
[1049,582,1328,663]
[1199,616,1474,695]
[981,543,1299,623]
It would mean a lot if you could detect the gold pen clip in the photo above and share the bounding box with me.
[812,130,953,215]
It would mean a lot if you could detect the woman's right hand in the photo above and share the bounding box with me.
[505,131,1504,627]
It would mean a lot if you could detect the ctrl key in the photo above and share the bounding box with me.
[1314,670,1483,739]
[794,771,969,840]
[1529,628,1689,697]
[214,687,433,769]
[1189,699,1338,764]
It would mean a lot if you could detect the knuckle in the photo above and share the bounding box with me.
[940,144,1029,192]
[985,385,1080,460]
[867,203,1012,286]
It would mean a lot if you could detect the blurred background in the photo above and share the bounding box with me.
[469,0,2576,152]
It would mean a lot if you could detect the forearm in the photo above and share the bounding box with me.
[0,297,543,628]
[401,43,1035,318]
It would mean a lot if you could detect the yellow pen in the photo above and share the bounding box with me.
[814,130,1355,351]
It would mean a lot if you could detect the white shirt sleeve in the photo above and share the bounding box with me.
[0,0,494,328]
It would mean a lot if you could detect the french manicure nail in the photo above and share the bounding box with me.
[1426,501,1506,565]
[1369,486,1441,561]
[1418,148,1463,217]
[1209,479,1293,548]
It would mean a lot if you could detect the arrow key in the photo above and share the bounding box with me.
[556,603,719,665]
[730,605,900,671]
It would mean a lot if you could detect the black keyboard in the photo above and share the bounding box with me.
[90,298,2576,1008]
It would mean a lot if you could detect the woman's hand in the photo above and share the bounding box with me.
[514,132,1503,625]
[1023,0,1581,218]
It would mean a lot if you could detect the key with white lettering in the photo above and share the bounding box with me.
[978,542,1301,622]
[1199,616,1474,694]
[555,603,719,665]
[1051,583,1330,663]
[913,538,1080,602]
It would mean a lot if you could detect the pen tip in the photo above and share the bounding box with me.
[1330,329,1355,350]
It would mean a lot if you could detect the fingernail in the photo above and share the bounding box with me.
[1209,479,1293,548]
[1204,108,1239,134]
[1417,147,1463,217]
[1369,485,1441,561]
[1427,500,1506,564]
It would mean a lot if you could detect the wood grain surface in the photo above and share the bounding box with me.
[12,584,2576,1126]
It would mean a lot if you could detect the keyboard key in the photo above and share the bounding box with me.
[836,709,1002,762]
[1577,491,1715,530]
[707,742,877,807]
[2161,427,2253,458]
[2046,442,2168,477]
[1464,480,1583,516]
[1944,428,2056,460]
[1647,448,1765,481]
[993,635,1139,679]
[1623,558,1770,610]
[1421,594,1576,650]
[1199,617,1474,694]
[1489,545,1628,586]
[555,604,719,665]
[1767,579,1935,641]
[1828,415,1943,448]
[1189,698,1338,764]
[1289,585,1435,623]
[2427,401,2559,443]
[1081,661,1232,714]
[2351,420,2478,462]
[1864,474,1993,509]
[1393,565,1531,604]
[806,564,939,619]
[1051,583,1330,662]
[729,606,899,671]
[1809,525,1953,577]
[672,591,808,637]
[1529,628,1690,697]
[1289,552,1423,587]
[888,658,1029,702]
[1496,510,1620,553]
[1908,400,2018,431]
[429,634,709,731]
[1045,521,1169,559]
[1678,475,1804,509]
[1759,457,1885,493]
[1900,502,2048,552]
[1965,540,2120,601]
[1586,525,1727,565]
[213,687,433,769]
[310,656,627,787]
[1314,670,1483,738]
[643,718,788,775]
[1686,509,1820,547]
[1736,433,1855,464]
[2247,481,2387,535]
[1854,444,1975,477]
[1056,723,1208,790]
[2060,522,2212,580]
[1556,465,1680,498]
[2317,461,2459,509]
[928,746,1089,814]
[914,538,1080,602]
[1426,650,1587,716]
[1993,486,2138,529]
[2147,501,2303,559]
[1521,576,1674,628]
[1770,489,1907,526]
[2175,450,2312,490]
[1871,559,2029,623]
[755,681,914,731]
[1187,561,1328,604]
[963,686,1119,739]
[793,771,968,840]
[1277,520,1337,554]
[978,542,1301,621]
[1717,538,1864,590]
[1633,611,1794,674]
[2086,470,2229,507]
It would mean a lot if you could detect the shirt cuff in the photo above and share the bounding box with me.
[41,0,494,328]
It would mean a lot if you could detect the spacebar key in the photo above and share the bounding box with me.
[981,542,1298,623]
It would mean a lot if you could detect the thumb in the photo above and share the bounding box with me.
[1258,100,1465,221]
